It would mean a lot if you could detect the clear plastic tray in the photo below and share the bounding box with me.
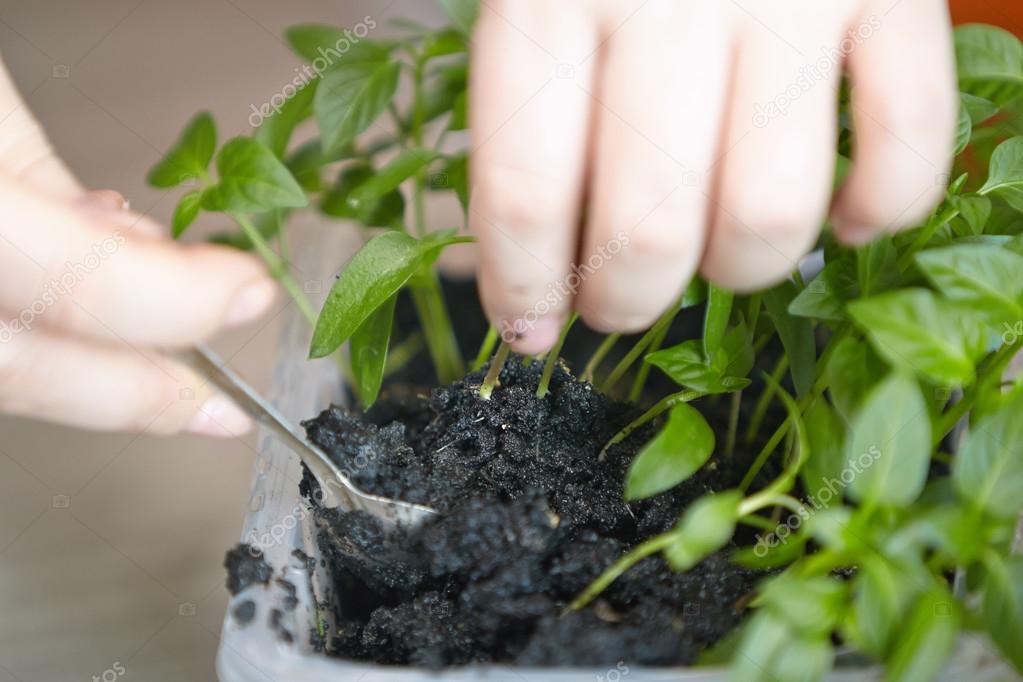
[216,227,1020,681]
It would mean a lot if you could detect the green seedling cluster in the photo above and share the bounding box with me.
[151,6,1023,680]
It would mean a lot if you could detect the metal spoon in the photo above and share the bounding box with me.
[179,345,437,529]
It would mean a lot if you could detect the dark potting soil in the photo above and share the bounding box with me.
[224,544,273,596]
[301,358,779,669]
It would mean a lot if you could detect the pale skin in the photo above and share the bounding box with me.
[0,0,956,433]
[470,0,957,354]
[0,62,269,437]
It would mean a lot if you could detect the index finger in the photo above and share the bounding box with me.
[469,0,598,354]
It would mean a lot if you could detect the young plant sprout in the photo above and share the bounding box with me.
[155,9,1023,679]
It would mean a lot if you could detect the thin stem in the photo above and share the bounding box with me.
[746,293,762,335]
[602,304,679,394]
[739,491,807,518]
[897,205,960,271]
[537,314,579,398]
[739,376,825,491]
[472,326,499,372]
[383,332,424,378]
[738,323,851,491]
[569,531,680,611]
[725,390,742,459]
[628,320,671,403]
[599,389,702,460]
[401,51,464,384]
[480,342,511,400]
[233,214,318,327]
[581,333,621,383]
[424,274,463,379]
[933,338,1023,446]
[744,355,789,445]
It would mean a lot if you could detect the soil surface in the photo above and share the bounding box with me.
[301,358,776,668]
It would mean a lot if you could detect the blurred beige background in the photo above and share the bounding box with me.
[0,1,442,680]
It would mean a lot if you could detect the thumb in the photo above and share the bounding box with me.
[0,59,83,197]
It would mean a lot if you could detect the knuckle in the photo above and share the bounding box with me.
[625,223,694,261]
[722,175,824,249]
[472,164,572,237]
[132,374,183,430]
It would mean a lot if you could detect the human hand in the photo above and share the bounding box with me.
[0,63,275,436]
[469,0,956,353]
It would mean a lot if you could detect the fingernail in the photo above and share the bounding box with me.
[184,394,252,437]
[224,279,277,328]
[505,316,561,355]
[832,217,878,246]
[77,189,130,212]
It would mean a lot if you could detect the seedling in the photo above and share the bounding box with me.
[155,8,1023,680]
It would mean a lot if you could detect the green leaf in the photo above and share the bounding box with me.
[961,92,1000,125]
[349,294,396,408]
[846,374,930,508]
[413,61,468,126]
[421,27,467,58]
[703,284,733,358]
[916,244,1023,323]
[955,24,1023,105]
[321,163,405,229]
[825,336,884,420]
[284,24,393,66]
[756,573,846,636]
[171,190,203,238]
[201,137,308,213]
[949,194,991,236]
[731,533,807,569]
[624,403,715,500]
[955,102,973,156]
[896,503,986,563]
[800,399,847,508]
[848,288,986,386]
[763,281,815,397]
[981,554,1023,672]
[646,324,752,395]
[662,490,740,571]
[682,277,707,308]
[789,256,857,321]
[449,90,468,130]
[979,136,1023,211]
[254,81,317,158]
[309,231,470,358]
[770,636,834,682]
[438,0,480,34]
[884,584,961,682]
[953,386,1023,520]
[803,506,858,551]
[315,61,401,156]
[846,556,926,657]
[435,153,468,213]
[147,111,216,188]
[348,148,438,211]
[727,612,791,682]
[286,140,327,192]
[856,236,900,297]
